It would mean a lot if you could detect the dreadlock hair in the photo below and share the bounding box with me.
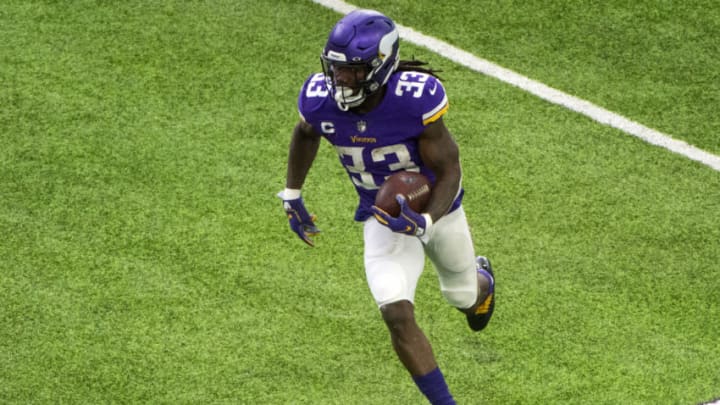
[396,59,443,80]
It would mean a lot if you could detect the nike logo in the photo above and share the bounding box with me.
[428,82,438,96]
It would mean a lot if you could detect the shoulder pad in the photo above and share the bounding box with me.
[388,72,449,125]
[298,73,331,120]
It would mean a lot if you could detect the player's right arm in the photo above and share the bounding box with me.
[281,73,328,246]
[286,119,321,190]
[280,119,322,246]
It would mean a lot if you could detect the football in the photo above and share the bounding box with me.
[374,171,432,217]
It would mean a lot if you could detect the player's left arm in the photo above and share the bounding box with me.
[418,117,462,223]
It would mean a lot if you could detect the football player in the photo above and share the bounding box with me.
[279,9,496,405]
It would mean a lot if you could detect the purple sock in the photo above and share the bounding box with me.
[412,367,456,405]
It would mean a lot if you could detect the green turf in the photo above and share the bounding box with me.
[353,0,720,156]
[1,1,719,404]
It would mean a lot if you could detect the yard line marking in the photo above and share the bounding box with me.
[312,0,720,172]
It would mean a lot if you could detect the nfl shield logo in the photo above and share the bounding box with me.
[357,120,367,133]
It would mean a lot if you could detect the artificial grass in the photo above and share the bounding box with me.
[1,1,718,404]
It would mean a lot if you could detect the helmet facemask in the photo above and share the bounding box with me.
[321,59,377,110]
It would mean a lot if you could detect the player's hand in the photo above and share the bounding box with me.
[281,196,320,247]
[371,195,432,237]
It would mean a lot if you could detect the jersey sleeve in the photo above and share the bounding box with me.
[420,75,449,126]
[390,71,450,126]
[297,73,328,126]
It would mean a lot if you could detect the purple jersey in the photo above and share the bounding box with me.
[298,70,463,221]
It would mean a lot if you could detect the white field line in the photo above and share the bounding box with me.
[312,0,720,172]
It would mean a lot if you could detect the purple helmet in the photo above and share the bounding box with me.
[321,9,400,110]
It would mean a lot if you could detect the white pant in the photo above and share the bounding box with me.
[363,206,478,309]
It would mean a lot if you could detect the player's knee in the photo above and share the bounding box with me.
[369,271,407,306]
[381,300,413,321]
[441,288,476,309]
